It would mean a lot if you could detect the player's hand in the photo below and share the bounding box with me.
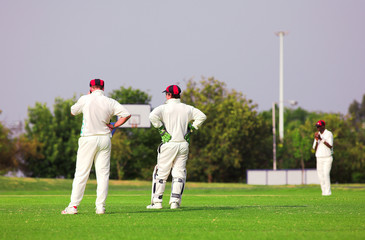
[107,122,115,131]
[108,122,118,136]
[158,126,171,143]
[317,133,322,140]
[184,123,196,144]
[315,132,322,141]
[314,132,319,140]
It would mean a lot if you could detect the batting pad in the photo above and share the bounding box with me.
[169,178,185,205]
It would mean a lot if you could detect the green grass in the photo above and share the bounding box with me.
[0,177,364,240]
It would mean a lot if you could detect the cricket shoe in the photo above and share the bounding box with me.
[61,206,78,214]
[170,202,180,209]
[96,207,105,214]
[146,203,162,209]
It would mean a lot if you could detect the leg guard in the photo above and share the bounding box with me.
[150,165,166,204]
[169,177,185,205]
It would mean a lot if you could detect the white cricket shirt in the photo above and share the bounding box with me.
[71,90,130,137]
[149,99,207,142]
[312,129,333,157]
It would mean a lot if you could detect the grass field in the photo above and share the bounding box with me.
[0,176,364,240]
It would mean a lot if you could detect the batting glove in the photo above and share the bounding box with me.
[184,123,196,144]
[158,125,171,144]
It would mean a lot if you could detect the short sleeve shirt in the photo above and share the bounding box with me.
[71,90,130,136]
[312,129,333,157]
[149,99,206,142]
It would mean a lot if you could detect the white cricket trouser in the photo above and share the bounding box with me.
[316,156,333,196]
[68,135,111,209]
[157,142,189,180]
[152,141,189,204]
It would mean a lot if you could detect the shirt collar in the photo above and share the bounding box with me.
[166,98,181,104]
[91,90,105,96]
[320,129,327,135]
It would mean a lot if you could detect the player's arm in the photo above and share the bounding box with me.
[313,141,318,151]
[70,96,86,116]
[149,107,164,129]
[149,107,171,143]
[316,131,333,149]
[190,107,207,130]
[313,132,319,151]
[184,107,207,143]
[108,101,131,130]
[107,115,131,131]
[321,133,333,149]
[322,140,332,149]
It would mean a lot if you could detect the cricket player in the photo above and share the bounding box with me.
[147,85,207,209]
[313,120,333,196]
[62,79,131,214]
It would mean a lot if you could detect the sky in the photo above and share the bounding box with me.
[1,0,365,127]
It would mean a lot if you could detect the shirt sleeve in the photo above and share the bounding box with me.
[312,139,317,149]
[111,100,131,118]
[191,107,207,130]
[326,131,333,146]
[71,96,86,116]
[149,106,164,128]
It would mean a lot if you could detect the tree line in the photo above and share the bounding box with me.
[1,77,364,183]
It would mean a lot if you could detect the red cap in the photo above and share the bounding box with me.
[162,85,181,95]
[315,120,325,127]
[90,79,104,87]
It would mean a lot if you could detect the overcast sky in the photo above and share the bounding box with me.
[1,0,364,126]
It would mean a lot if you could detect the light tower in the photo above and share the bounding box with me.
[275,31,288,142]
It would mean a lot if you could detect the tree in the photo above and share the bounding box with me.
[282,109,365,183]
[278,108,320,169]
[108,86,159,180]
[22,86,157,180]
[109,86,151,105]
[110,131,132,180]
[348,94,365,129]
[183,77,272,182]
[326,113,365,183]
[285,120,316,183]
[24,98,81,178]
[0,111,17,174]
[15,84,365,183]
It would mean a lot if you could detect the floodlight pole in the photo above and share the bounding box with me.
[275,31,288,143]
[272,99,297,170]
[272,102,277,170]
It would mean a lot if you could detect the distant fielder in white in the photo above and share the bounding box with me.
[62,79,131,214]
[147,85,207,209]
[313,120,334,196]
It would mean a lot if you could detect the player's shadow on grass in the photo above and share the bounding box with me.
[109,205,308,214]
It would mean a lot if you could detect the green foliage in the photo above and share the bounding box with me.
[0,110,46,175]
[284,120,316,171]
[21,86,157,180]
[346,95,365,182]
[123,128,160,180]
[348,94,365,126]
[7,83,365,183]
[183,77,272,182]
[276,108,319,169]
[267,103,365,183]
[110,131,132,180]
[108,86,159,180]
[0,113,17,173]
[109,86,151,104]
[24,98,81,178]
[328,114,365,183]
